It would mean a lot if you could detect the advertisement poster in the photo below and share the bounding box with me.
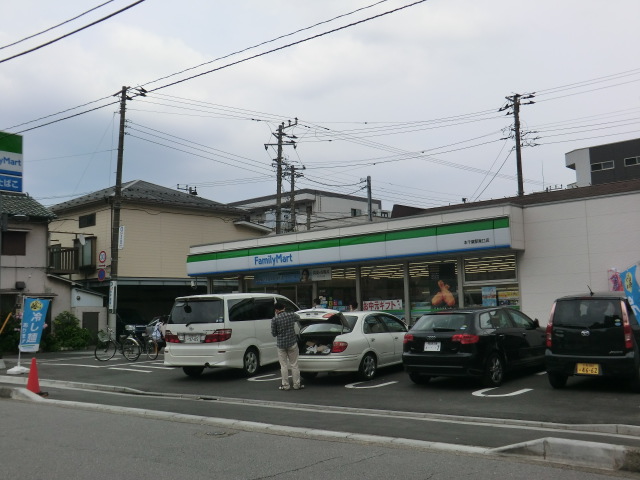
[19,298,51,353]
[482,286,497,306]
[621,263,640,318]
[254,267,332,285]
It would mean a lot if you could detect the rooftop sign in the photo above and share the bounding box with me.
[0,131,23,193]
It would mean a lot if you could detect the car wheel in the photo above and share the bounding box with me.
[409,372,431,385]
[358,353,377,381]
[183,366,204,378]
[301,372,318,380]
[242,348,260,377]
[483,353,505,387]
[548,372,568,389]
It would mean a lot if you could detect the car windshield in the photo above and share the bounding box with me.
[412,313,470,332]
[554,299,622,328]
[169,299,224,324]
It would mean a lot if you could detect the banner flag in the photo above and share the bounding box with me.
[19,298,50,353]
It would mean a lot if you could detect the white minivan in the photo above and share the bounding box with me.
[164,293,299,377]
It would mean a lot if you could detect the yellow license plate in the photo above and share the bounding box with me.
[576,363,600,375]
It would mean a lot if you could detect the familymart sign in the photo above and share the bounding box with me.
[187,217,512,276]
[0,131,23,193]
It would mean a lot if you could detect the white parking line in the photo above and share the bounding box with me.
[108,367,153,373]
[471,388,532,397]
[345,381,398,389]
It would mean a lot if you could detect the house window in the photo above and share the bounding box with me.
[79,213,96,228]
[74,236,96,269]
[1,231,27,255]
[624,156,639,167]
[591,161,614,171]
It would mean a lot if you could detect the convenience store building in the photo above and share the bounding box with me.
[185,179,640,325]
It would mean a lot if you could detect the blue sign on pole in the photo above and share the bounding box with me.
[19,298,51,353]
[0,174,22,192]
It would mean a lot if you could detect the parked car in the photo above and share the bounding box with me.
[296,309,408,381]
[402,306,545,387]
[545,292,640,391]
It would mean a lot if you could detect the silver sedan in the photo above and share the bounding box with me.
[296,308,408,381]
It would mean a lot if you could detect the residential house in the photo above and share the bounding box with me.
[48,180,271,327]
[565,137,640,187]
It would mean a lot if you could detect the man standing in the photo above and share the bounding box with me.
[271,302,303,390]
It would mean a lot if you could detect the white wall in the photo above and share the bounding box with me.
[519,192,640,324]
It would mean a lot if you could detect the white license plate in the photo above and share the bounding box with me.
[424,342,441,352]
[184,334,201,343]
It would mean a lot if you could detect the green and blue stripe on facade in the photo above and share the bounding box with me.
[187,217,511,276]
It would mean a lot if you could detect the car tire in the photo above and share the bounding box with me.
[483,353,505,387]
[242,348,260,377]
[301,372,318,380]
[409,372,431,385]
[183,366,204,378]
[358,353,377,381]
[548,372,568,389]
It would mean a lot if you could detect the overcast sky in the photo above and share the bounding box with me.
[2,0,639,211]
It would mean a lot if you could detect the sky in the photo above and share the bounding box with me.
[1,0,639,211]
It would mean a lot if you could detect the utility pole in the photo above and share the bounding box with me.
[289,165,296,232]
[500,93,535,197]
[108,86,128,331]
[367,175,372,221]
[265,119,297,234]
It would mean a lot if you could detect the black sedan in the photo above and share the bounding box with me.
[402,306,545,387]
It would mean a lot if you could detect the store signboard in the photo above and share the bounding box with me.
[0,131,23,193]
[254,267,331,285]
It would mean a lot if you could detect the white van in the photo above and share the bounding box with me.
[164,293,299,377]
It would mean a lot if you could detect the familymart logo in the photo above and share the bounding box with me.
[253,253,295,266]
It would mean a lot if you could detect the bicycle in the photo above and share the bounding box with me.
[94,326,141,361]
[137,331,160,360]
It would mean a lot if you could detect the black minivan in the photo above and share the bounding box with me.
[545,292,640,391]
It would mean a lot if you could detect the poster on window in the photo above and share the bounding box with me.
[482,286,497,306]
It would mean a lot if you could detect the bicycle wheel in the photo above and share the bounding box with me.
[94,340,117,361]
[145,338,159,360]
[122,338,141,361]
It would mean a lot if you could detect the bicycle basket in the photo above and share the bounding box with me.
[97,330,109,342]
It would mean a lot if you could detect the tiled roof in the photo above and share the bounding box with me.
[392,178,640,218]
[0,191,56,219]
[50,180,247,215]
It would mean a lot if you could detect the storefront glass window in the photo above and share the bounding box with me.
[408,260,458,324]
[463,254,516,282]
[317,267,356,311]
[360,264,404,317]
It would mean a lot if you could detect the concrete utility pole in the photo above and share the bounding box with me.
[289,165,296,232]
[367,175,373,221]
[108,86,128,331]
[501,93,535,197]
[265,119,297,234]
[512,95,524,197]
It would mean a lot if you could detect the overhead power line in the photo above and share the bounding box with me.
[0,0,146,64]
[0,0,115,50]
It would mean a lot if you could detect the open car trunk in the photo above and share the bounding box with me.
[297,310,351,355]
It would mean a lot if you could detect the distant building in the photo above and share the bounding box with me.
[228,189,389,231]
[565,137,640,187]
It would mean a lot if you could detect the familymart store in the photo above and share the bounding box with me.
[186,206,525,324]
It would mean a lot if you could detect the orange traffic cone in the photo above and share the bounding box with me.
[26,358,47,397]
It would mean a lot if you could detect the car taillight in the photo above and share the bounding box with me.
[165,333,180,343]
[204,329,232,343]
[621,306,633,350]
[546,302,556,348]
[403,333,414,344]
[331,341,348,353]
[452,334,480,344]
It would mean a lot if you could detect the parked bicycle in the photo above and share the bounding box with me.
[134,330,160,361]
[94,326,141,361]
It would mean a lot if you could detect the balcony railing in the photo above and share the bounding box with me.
[48,246,79,274]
